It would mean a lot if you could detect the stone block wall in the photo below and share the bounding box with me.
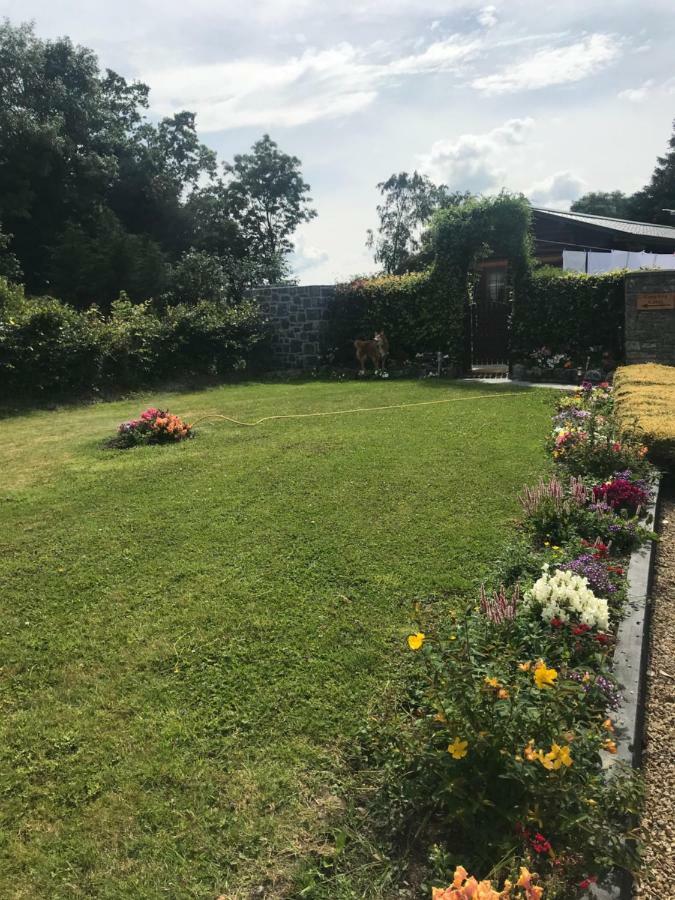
[625,270,675,366]
[249,284,336,369]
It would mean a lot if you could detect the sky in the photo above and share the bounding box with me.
[2,0,675,283]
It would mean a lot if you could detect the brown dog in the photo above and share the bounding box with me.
[354,331,389,374]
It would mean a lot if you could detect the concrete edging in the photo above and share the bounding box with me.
[592,476,663,900]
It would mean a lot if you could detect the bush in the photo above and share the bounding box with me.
[512,270,625,364]
[0,286,266,399]
[0,292,103,395]
[614,364,675,466]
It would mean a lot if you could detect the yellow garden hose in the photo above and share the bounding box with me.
[189,390,526,429]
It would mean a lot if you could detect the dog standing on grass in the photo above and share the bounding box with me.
[354,331,389,375]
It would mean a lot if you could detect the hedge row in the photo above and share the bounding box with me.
[511,269,625,362]
[0,279,266,400]
[614,363,675,466]
[328,270,454,364]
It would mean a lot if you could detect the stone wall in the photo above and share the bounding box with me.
[249,284,336,369]
[625,270,675,366]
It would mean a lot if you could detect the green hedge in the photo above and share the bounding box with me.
[328,271,450,363]
[512,269,625,362]
[0,278,267,399]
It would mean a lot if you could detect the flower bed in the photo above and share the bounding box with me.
[105,407,194,449]
[358,382,657,898]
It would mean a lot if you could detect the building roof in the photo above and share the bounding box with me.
[532,206,675,242]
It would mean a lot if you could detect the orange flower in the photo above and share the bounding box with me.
[497,688,510,700]
[603,739,618,754]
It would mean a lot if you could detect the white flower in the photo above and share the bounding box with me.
[525,566,609,630]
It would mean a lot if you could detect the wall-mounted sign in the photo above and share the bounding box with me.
[637,292,675,310]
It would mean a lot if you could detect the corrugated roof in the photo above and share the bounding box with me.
[532,207,675,241]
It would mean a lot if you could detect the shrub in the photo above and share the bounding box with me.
[614,364,675,466]
[0,288,266,400]
[511,270,625,364]
[0,292,103,395]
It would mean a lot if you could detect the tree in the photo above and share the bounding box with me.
[628,118,675,225]
[366,171,470,274]
[570,191,632,218]
[222,134,317,284]
[0,22,217,303]
[0,224,22,282]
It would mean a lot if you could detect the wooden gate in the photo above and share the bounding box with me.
[470,262,510,370]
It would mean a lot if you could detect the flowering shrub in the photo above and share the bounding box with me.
[560,554,617,597]
[108,407,193,449]
[592,474,650,515]
[433,865,543,899]
[550,384,650,479]
[524,566,609,631]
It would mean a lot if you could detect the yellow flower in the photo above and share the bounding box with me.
[434,711,447,723]
[407,632,425,651]
[484,676,500,688]
[533,660,558,689]
[497,688,510,700]
[538,742,573,770]
[518,661,532,672]
[447,737,469,759]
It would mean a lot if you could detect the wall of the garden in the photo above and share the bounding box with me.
[248,284,335,369]
[625,269,675,366]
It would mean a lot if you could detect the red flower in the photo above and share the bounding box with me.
[595,633,611,645]
[572,624,591,636]
[579,875,598,890]
[550,617,564,629]
[530,832,552,854]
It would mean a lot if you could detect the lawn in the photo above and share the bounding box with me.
[0,379,554,898]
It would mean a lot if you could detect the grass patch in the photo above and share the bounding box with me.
[614,363,675,466]
[0,379,554,897]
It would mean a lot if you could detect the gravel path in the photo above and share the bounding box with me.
[635,481,675,898]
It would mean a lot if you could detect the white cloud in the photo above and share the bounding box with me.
[478,5,498,28]
[617,79,654,101]
[472,33,622,94]
[527,170,586,209]
[143,36,481,131]
[291,232,329,273]
[417,118,535,191]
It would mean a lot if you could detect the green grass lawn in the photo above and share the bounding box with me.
[0,379,554,899]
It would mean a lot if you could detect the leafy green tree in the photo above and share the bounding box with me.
[570,191,632,218]
[366,171,470,274]
[629,117,675,225]
[0,224,22,282]
[223,134,317,283]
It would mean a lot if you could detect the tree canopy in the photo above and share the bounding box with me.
[571,118,675,225]
[366,171,471,274]
[0,21,316,307]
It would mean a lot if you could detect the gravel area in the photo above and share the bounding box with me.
[635,480,675,898]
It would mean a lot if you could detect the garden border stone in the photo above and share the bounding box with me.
[592,476,663,900]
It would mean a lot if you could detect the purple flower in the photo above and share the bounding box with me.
[562,555,617,595]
